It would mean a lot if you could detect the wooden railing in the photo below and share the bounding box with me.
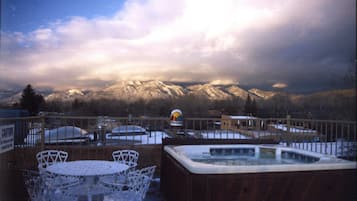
[1,115,356,159]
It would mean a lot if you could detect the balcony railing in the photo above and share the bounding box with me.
[1,115,356,159]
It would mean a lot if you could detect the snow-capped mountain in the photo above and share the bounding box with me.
[97,80,185,101]
[248,88,277,99]
[45,89,87,102]
[0,91,22,105]
[187,84,232,100]
[0,89,19,101]
[0,81,282,103]
[227,86,260,100]
[4,80,349,104]
[0,88,53,105]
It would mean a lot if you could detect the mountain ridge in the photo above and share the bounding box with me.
[0,80,355,105]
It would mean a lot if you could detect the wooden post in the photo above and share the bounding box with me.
[286,115,291,146]
[286,115,291,133]
[40,115,45,150]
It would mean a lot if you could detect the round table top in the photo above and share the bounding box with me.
[46,160,129,177]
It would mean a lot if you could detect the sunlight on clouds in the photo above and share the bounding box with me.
[272,82,288,89]
[0,0,354,89]
[1,0,283,82]
[210,80,238,85]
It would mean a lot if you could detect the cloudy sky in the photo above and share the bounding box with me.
[0,0,355,91]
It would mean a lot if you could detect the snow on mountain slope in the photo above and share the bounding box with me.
[248,88,276,99]
[0,91,22,104]
[187,84,232,100]
[101,80,185,101]
[226,86,259,100]
[45,89,86,101]
[0,90,16,100]
[2,81,352,104]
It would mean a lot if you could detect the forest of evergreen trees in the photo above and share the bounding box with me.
[9,85,356,121]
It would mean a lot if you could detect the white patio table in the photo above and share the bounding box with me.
[46,160,129,201]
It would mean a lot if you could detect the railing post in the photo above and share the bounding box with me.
[40,115,45,150]
[286,115,291,133]
[286,115,291,146]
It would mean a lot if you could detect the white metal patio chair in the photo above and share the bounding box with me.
[41,171,80,194]
[36,149,80,197]
[101,150,140,195]
[22,169,46,201]
[100,165,156,189]
[59,180,112,201]
[103,171,151,201]
[112,150,139,169]
[134,165,156,181]
[131,166,156,200]
[36,150,68,173]
[22,169,77,201]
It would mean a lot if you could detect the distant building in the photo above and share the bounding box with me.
[220,115,258,130]
[0,109,29,145]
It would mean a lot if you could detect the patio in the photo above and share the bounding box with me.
[0,173,166,201]
[1,116,356,201]
[1,145,165,201]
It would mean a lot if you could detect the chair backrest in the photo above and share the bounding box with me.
[112,150,139,168]
[23,169,78,201]
[127,172,151,201]
[135,165,156,180]
[22,169,45,201]
[36,150,68,171]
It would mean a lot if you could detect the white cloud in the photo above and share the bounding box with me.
[210,80,238,86]
[0,0,355,90]
[272,82,288,89]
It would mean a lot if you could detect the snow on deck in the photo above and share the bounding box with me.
[105,131,169,144]
[271,124,317,133]
[200,130,251,139]
[111,125,146,134]
[284,140,357,157]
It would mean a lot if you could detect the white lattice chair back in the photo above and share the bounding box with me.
[135,165,156,181]
[112,150,139,168]
[36,150,68,172]
[127,172,151,201]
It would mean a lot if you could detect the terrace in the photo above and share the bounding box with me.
[1,115,356,201]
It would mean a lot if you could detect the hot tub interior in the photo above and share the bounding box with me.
[191,147,319,166]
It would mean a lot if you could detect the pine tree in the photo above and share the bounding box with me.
[244,94,252,115]
[251,99,257,116]
[244,94,258,116]
[20,84,45,115]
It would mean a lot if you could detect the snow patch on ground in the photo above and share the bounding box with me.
[105,131,169,144]
[200,130,251,139]
[283,140,357,157]
[271,124,317,133]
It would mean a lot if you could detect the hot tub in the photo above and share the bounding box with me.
[161,140,357,201]
[164,144,356,174]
